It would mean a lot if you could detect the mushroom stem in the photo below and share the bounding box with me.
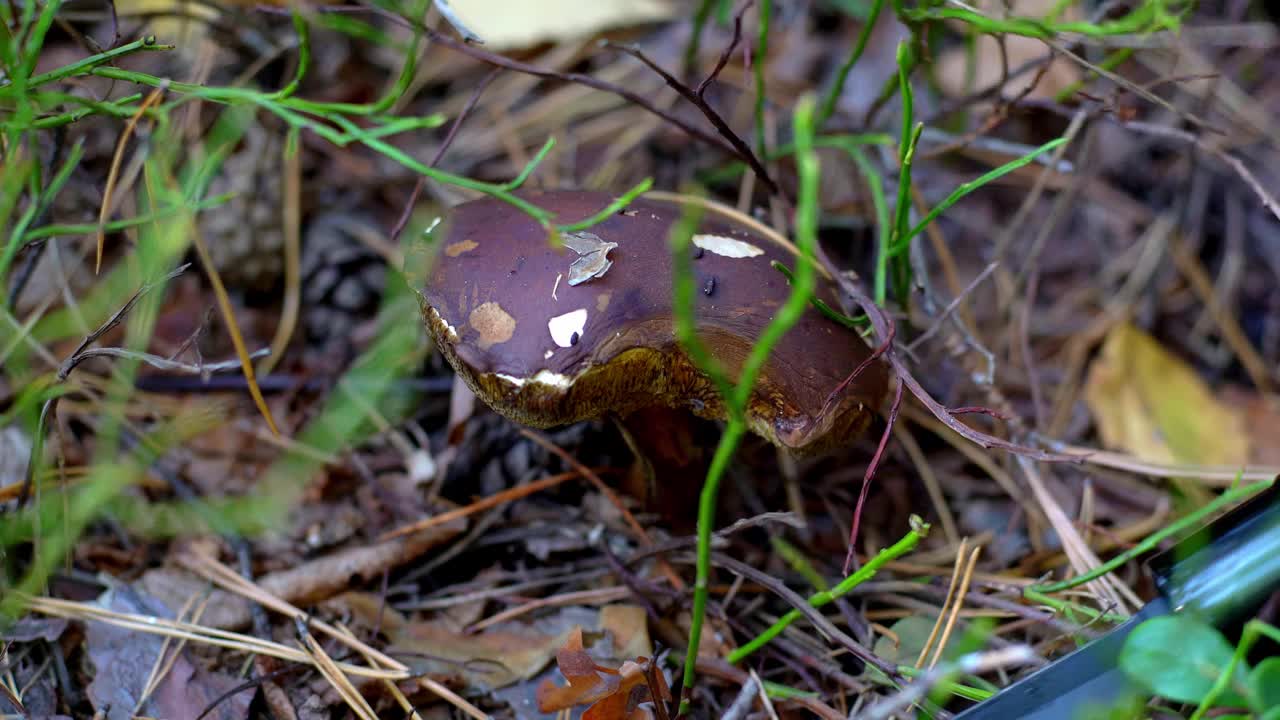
[612,406,718,531]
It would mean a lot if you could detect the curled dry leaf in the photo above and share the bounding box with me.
[536,627,671,720]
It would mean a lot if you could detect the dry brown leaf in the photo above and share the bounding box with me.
[536,627,670,720]
[1218,386,1280,466]
[86,586,253,720]
[441,0,676,50]
[1084,323,1250,466]
[536,627,622,711]
[326,591,410,635]
[388,618,573,690]
[600,604,651,660]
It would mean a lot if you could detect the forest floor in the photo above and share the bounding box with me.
[3,1,1280,718]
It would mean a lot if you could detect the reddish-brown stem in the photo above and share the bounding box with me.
[844,379,904,575]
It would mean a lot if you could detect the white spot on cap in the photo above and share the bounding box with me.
[692,234,764,258]
[548,308,587,348]
[494,370,574,390]
[531,369,573,389]
[544,349,555,360]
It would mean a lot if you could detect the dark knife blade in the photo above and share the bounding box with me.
[955,481,1280,720]
[952,597,1166,719]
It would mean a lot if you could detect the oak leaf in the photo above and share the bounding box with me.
[536,628,671,720]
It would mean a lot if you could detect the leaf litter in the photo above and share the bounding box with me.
[3,0,1280,717]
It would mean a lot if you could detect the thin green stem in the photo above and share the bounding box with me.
[898,0,1184,38]
[728,522,926,664]
[731,96,820,411]
[899,137,1068,250]
[683,0,717,77]
[501,138,556,191]
[20,194,232,243]
[883,41,918,304]
[679,94,826,712]
[1054,47,1133,103]
[17,0,64,86]
[888,123,922,302]
[770,261,864,330]
[90,65,552,224]
[23,92,147,128]
[679,418,745,713]
[753,0,771,158]
[896,664,994,702]
[847,146,891,301]
[669,199,734,400]
[24,36,168,90]
[771,536,830,591]
[1023,588,1128,624]
[1029,478,1272,594]
[1191,619,1280,719]
[269,10,310,101]
[556,178,654,233]
[818,0,887,125]
[0,140,83,285]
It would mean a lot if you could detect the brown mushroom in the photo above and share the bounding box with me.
[414,189,888,456]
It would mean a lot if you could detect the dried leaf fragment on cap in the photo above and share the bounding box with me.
[562,231,619,286]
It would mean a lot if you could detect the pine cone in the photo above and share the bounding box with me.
[200,123,285,289]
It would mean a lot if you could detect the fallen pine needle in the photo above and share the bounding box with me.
[297,620,379,720]
[24,595,404,680]
[467,586,631,632]
[915,538,968,669]
[98,86,165,273]
[177,547,405,672]
[380,469,585,541]
[189,227,281,436]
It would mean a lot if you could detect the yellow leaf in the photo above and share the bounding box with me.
[1084,323,1249,466]
[111,0,218,48]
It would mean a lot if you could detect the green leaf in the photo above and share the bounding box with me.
[1069,692,1150,720]
[1250,658,1280,711]
[1119,616,1243,704]
[873,615,938,665]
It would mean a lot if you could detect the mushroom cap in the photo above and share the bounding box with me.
[415,190,888,454]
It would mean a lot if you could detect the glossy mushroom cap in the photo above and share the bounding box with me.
[415,190,889,454]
